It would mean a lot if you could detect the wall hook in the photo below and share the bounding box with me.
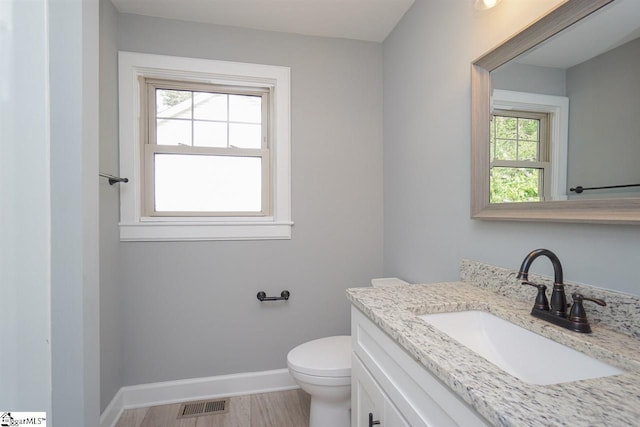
[100,172,129,185]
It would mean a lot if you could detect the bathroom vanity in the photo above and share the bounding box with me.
[351,307,490,426]
[348,260,640,426]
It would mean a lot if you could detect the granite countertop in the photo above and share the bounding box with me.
[346,281,640,427]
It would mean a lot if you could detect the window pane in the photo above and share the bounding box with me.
[154,154,262,212]
[156,90,192,119]
[490,167,541,203]
[493,112,544,161]
[229,94,261,123]
[194,92,227,121]
[194,121,227,147]
[495,116,516,139]
[518,118,538,141]
[518,140,538,161]
[496,139,516,160]
[229,123,262,149]
[156,119,192,146]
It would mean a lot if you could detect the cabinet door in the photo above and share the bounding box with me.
[352,354,410,427]
[384,398,410,427]
[352,354,384,427]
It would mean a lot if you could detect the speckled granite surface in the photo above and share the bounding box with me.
[460,259,640,339]
[346,260,640,427]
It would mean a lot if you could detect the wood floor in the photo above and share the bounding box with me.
[115,389,310,427]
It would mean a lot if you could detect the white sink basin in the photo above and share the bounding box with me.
[419,310,624,385]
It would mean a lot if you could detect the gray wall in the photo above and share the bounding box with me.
[566,37,640,198]
[383,0,640,294]
[102,13,383,389]
[50,0,101,424]
[100,0,124,412]
[491,62,566,96]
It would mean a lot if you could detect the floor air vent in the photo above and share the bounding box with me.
[177,398,229,418]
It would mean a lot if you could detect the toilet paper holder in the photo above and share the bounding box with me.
[257,290,290,302]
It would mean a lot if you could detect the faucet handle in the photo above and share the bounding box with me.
[569,293,606,326]
[571,293,606,307]
[521,281,549,311]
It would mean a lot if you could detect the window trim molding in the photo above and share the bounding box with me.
[118,51,292,241]
[491,89,569,201]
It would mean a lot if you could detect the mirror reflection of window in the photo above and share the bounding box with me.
[490,110,550,203]
[471,0,640,223]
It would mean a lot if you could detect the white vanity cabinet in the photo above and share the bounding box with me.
[351,306,491,427]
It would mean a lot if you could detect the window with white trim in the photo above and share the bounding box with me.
[491,89,570,203]
[118,52,291,241]
[490,109,550,203]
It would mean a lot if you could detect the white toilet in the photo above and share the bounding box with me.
[287,335,352,427]
[287,278,410,427]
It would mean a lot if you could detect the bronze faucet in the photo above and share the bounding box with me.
[517,249,567,317]
[517,249,605,333]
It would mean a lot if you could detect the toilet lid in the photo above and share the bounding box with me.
[287,335,351,377]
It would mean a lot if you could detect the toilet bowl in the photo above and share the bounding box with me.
[287,278,409,427]
[287,335,351,427]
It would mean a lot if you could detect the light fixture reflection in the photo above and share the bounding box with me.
[475,0,502,10]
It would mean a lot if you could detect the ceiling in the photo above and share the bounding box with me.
[516,0,640,69]
[109,0,415,43]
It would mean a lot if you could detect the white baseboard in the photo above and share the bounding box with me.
[100,368,298,427]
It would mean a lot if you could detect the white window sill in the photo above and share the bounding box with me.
[119,221,293,242]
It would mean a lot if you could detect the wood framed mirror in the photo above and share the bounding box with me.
[471,0,640,224]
